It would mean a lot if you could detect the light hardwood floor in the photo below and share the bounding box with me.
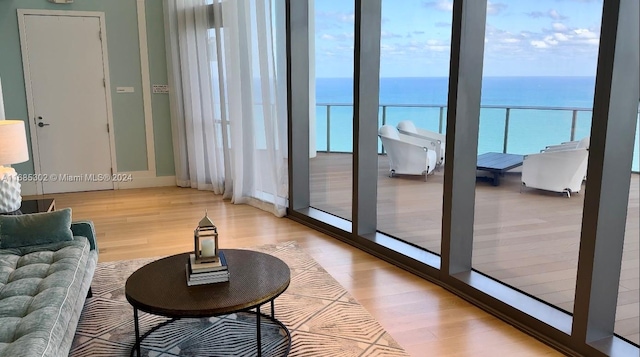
[310,153,640,345]
[26,187,565,357]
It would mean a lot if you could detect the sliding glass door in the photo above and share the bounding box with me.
[286,0,639,355]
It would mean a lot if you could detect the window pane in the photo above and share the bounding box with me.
[472,0,602,319]
[375,0,451,254]
[310,0,355,222]
[615,124,639,344]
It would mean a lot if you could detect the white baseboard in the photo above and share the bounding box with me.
[19,174,177,196]
[117,174,176,189]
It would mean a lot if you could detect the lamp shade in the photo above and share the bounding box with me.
[0,120,29,165]
[0,77,5,120]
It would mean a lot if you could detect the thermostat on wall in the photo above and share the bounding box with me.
[48,0,74,3]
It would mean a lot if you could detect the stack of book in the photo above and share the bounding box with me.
[185,251,229,286]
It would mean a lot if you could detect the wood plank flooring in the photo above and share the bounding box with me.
[26,187,564,357]
[309,152,639,345]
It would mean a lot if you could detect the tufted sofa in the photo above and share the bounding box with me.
[0,221,98,357]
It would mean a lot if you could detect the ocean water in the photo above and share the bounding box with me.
[314,77,640,171]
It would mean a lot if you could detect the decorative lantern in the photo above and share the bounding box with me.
[194,211,219,263]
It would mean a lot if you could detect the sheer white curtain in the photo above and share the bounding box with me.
[164,0,288,217]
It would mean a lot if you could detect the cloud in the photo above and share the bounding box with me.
[316,11,355,25]
[552,23,568,32]
[526,26,600,49]
[487,2,507,15]
[317,32,354,42]
[526,9,568,20]
[482,20,600,60]
[425,39,449,51]
[549,9,565,20]
[543,35,558,45]
[342,13,355,23]
[422,0,453,12]
[573,28,598,39]
[553,33,569,41]
[525,25,600,50]
[530,40,549,48]
[378,37,452,58]
[381,31,403,39]
[424,1,506,15]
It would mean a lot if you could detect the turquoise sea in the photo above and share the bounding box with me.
[314,77,640,171]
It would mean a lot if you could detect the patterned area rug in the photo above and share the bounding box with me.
[70,242,409,357]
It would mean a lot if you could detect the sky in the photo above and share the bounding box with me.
[314,0,604,78]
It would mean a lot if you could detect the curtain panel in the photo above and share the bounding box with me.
[164,0,288,217]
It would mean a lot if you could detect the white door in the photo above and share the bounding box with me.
[21,13,114,193]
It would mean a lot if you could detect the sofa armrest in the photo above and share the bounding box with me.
[71,221,98,252]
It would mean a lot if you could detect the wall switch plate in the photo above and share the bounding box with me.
[153,85,169,94]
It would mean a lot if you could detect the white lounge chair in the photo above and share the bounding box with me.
[521,139,589,197]
[541,136,590,152]
[396,120,446,166]
[378,125,437,181]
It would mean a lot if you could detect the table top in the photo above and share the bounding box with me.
[477,152,524,171]
[21,198,55,214]
[125,249,290,318]
[0,198,55,215]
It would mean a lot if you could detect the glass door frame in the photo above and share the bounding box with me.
[285,0,639,355]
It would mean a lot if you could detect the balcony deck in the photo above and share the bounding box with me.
[310,152,639,345]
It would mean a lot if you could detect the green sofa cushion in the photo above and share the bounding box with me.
[0,208,73,249]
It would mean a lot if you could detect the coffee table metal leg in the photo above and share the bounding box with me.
[256,305,262,357]
[133,307,141,357]
[271,300,275,318]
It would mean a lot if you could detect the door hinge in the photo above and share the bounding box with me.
[110,167,114,175]
[107,123,110,133]
[99,30,102,41]
[103,78,106,87]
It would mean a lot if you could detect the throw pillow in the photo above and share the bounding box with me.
[0,208,73,249]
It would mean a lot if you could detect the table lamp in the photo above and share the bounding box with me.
[0,120,30,213]
[0,77,6,120]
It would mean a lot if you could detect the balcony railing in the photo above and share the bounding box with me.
[315,103,640,172]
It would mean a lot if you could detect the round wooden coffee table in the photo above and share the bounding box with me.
[125,249,291,356]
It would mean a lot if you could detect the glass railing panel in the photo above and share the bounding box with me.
[634,113,640,172]
[575,110,592,142]
[380,105,444,134]
[506,109,574,155]
[316,106,328,152]
[328,105,354,153]
[478,108,507,154]
[377,106,383,153]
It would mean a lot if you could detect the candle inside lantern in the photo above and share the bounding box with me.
[201,238,216,257]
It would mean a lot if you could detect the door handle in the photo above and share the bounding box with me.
[38,122,50,127]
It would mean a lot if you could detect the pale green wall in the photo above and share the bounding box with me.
[0,0,174,176]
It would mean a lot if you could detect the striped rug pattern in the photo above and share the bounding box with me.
[70,242,409,357]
